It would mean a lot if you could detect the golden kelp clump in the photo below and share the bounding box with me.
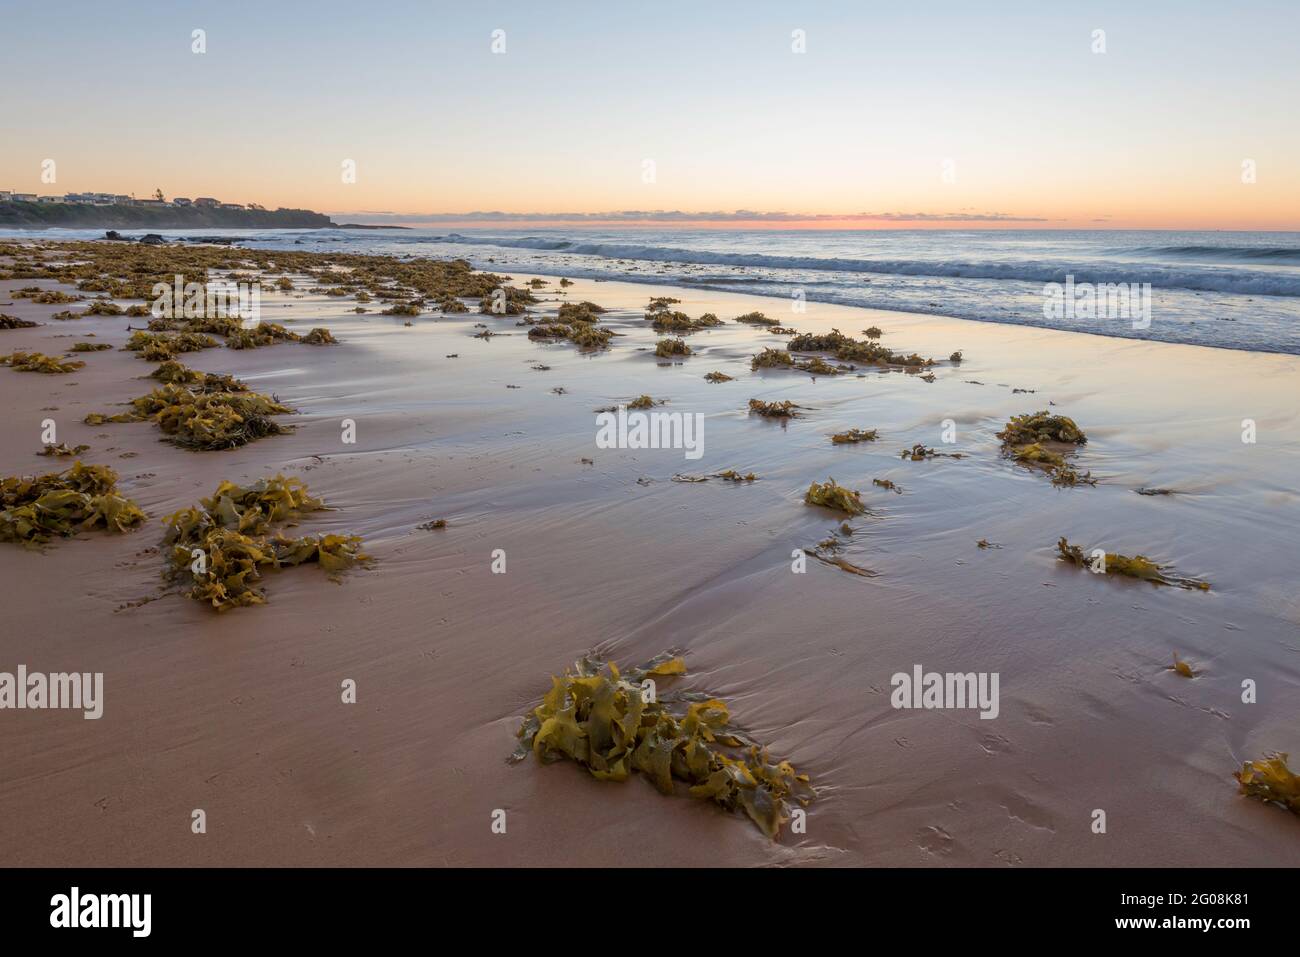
[0,314,39,329]
[1056,537,1210,590]
[1009,442,1096,486]
[751,347,794,369]
[125,330,219,361]
[0,461,145,546]
[558,301,607,323]
[748,398,801,418]
[733,311,780,326]
[38,442,89,456]
[1,351,84,374]
[162,474,369,611]
[753,347,848,376]
[655,337,691,357]
[528,301,614,350]
[478,285,538,315]
[300,327,338,345]
[11,287,80,304]
[704,371,733,383]
[225,322,301,350]
[831,428,878,444]
[786,328,932,368]
[149,360,248,393]
[805,478,866,515]
[129,383,294,450]
[1234,754,1300,817]
[647,306,723,333]
[511,655,813,839]
[998,410,1087,445]
[70,341,112,352]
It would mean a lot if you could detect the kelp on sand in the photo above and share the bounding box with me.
[1056,537,1210,590]
[87,381,294,450]
[511,654,813,839]
[162,474,369,611]
[1234,753,1300,817]
[1,351,85,374]
[998,411,1094,487]
[0,461,145,546]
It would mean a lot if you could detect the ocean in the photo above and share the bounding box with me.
[7,226,1300,354]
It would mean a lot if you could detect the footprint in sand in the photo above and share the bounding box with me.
[917,825,956,857]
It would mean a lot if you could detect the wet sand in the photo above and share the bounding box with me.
[1,248,1298,866]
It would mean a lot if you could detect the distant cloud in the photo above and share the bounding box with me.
[329,209,1051,225]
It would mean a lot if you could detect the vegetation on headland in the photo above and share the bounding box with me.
[511,654,813,839]
[0,201,333,230]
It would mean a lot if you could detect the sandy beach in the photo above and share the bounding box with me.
[0,240,1297,868]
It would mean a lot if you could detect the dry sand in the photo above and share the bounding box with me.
[1,248,1298,866]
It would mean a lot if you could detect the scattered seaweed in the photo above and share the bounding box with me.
[1056,537,1210,590]
[648,308,723,333]
[714,469,757,482]
[0,461,145,546]
[748,398,802,418]
[225,322,301,350]
[831,428,878,444]
[787,328,933,368]
[300,327,338,345]
[998,411,1087,446]
[805,478,866,515]
[511,654,813,839]
[0,314,38,329]
[996,412,1091,485]
[70,341,112,352]
[38,442,89,456]
[1234,754,1300,817]
[149,360,248,393]
[733,312,779,326]
[899,444,963,461]
[1,351,84,374]
[124,330,219,361]
[161,474,368,611]
[872,478,901,493]
[655,338,691,358]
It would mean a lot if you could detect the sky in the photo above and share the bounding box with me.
[2,0,1298,229]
